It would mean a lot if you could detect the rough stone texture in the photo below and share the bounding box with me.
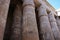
[48,12,60,40]
[38,5,48,17]
[0,0,10,40]
[56,17,60,31]
[0,0,60,40]
[38,5,54,40]
[22,0,39,40]
[23,0,34,7]
[10,4,22,40]
[34,0,41,7]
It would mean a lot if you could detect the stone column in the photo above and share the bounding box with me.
[48,12,60,40]
[38,5,54,40]
[56,17,60,31]
[22,0,39,40]
[10,4,22,40]
[0,0,10,40]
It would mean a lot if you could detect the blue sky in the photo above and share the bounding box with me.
[47,0,60,9]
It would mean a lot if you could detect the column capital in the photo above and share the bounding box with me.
[48,12,56,22]
[38,4,48,17]
[23,0,35,8]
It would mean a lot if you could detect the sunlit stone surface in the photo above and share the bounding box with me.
[38,5,54,40]
[48,12,60,40]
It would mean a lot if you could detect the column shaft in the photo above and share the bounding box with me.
[48,12,60,40]
[38,5,54,40]
[56,17,60,31]
[10,4,22,40]
[0,0,10,40]
[22,0,39,40]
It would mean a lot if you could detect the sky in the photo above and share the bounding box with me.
[47,0,60,10]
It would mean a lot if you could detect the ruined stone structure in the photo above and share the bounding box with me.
[0,0,60,40]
